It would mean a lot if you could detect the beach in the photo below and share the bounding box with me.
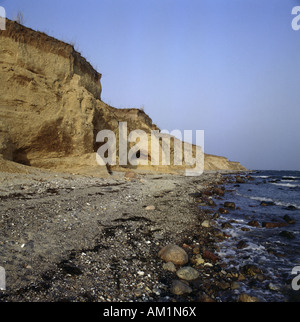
[0,169,240,302]
[0,2,299,306]
[0,169,299,302]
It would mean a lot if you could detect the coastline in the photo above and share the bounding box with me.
[0,169,251,302]
[1,169,298,302]
[0,170,298,303]
[214,171,300,302]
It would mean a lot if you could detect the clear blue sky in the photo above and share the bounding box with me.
[1,0,300,170]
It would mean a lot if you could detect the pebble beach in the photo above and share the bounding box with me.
[0,169,298,302]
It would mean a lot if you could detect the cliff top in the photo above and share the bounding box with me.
[1,18,101,83]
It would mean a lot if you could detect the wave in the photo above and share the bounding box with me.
[271,182,300,188]
[236,193,300,210]
[252,197,300,209]
[252,175,270,179]
[247,196,274,203]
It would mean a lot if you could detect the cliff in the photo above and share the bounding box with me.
[204,154,246,172]
[0,19,246,175]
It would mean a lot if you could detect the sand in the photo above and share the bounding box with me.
[0,168,228,302]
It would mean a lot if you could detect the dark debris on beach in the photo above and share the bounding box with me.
[0,171,297,302]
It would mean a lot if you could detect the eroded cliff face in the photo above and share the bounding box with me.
[204,154,246,172]
[0,19,246,175]
[0,19,105,175]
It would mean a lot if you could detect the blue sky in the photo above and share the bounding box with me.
[1,0,300,170]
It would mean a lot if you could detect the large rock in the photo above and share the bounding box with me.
[158,244,189,265]
[202,250,219,262]
[219,208,229,214]
[224,202,236,209]
[239,293,260,302]
[170,280,192,295]
[279,231,295,239]
[213,187,225,196]
[241,264,263,277]
[201,220,211,228]
[247,220,260,227]
[235,176,246,184]
[262,222,288,229]
[260,201,275,206]
[162,262,177,273]
[283,215,295,224]
[176,266,200,281]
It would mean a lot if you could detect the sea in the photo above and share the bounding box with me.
[214,170,300,302]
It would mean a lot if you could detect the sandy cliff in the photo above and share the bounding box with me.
[0,19,246,175]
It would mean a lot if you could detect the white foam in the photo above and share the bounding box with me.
[236,193,300,210]
[273,200,300,209]
[252,175,270,179]
[271,182,299,188]
[244,242,266,252]
[234,218,246,223]
[247,195,273,203]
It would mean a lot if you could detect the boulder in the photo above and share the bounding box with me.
[262,222,287,229]
[213,187,225,196]
[279,231,295,239]
[239,293,260,302]
[145,205,156,211]
[247,220,260,227]
[241,264,263,277]
[283,215,295,224]
[176,266,200,281]
[158,244,189,266]
[202,250,219,262]
[224,202,236,209]
[219,208,229,214]
[236,240,248,249]
[260,201,275,206]
[170,280,192,295]
[235,176,246,184]
[162,261,177,273]
[206,199,217,207]
[286,205,297,211]
[201,220,211,228]
[221,222,233,229]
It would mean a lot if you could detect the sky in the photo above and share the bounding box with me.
[1,0,300,170]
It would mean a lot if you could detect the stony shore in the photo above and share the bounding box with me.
[0,168,261,302]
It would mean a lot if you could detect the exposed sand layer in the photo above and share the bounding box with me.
[0,19,246,175]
